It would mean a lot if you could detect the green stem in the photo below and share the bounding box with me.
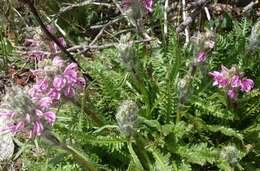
[62,144,97,171]
[127,141,144,171]
[44,131,98,171]
[134,135,152,170]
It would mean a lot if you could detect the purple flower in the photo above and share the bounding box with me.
[228,89,237,99]
[7,121,25,134]
[64,63,78,84]
[240,79,254,92]
[64,85,75,97]
[0,112,16,119]
[209,64,254,100]
[35,78,49,92]
[208,71,228,88]
[231,75,240,88]
[76,77,86,89]
[52,56,65,68]
[53,75,66,90]
[43,111,56,125]
[64,63,78,72]
[38,97,52,109]
[32,121,44,136]
[197,51,206,62]
[144,0,153,12]
[48,88,61,100]
[35,109,44,117]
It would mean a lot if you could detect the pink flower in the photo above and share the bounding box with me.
[6,121,26,134]
[38,97,52,109]
[208,71,228,88]
[6,124,19,134]
[43,111,56,125]
[240,79,254,92]
[32,121,44,136]
[64,63,78,84]
[209,65,254,100]
[64,85,75,97]
[53,75,66,90]
[145,0,153,12]
[35,110,56,125]
[35,109,44,117]
[228,89,237,99]
[52,56,65,68]
[76,77,86,89]
[197,51,206,62]
[28,87,41,101]
[64,63,78,73]
[35,78,49,92]
[0,112,16,119]
[48,88,61,100]
[231,75,240,88]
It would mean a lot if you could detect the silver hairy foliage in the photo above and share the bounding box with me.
[116,100,138,137]
[248,20,260,53]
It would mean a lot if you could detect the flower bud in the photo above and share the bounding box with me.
[248,20,260,53]
[116,100,138,137]
[220,145,239,166]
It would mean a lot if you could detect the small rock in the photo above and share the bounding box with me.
[0,118,14,161]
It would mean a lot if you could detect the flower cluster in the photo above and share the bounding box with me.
[24,25,66,61]
[123,0,153,13]
[24,35,48,61]
[0,57,85,138]
[29,56,85,104]
[0,86,55,138]
[209,65,254,99]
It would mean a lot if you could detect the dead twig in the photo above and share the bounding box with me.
[55,1,112,18]
[68,38,155,54]
[243,0,259,13]
[182,0,190,46]
[177,0,209,33]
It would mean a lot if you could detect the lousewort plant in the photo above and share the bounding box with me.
[209,65,254,99]
[0,57,85,138]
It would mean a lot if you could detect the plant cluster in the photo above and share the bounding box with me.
[0,0,259,171]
